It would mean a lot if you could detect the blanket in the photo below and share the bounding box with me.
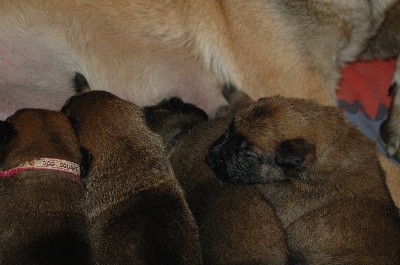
[338,59,400,167]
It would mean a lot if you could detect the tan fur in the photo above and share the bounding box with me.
[207,96,400,263]
[379,154,400,208]
[144,94,289,265]
[0,0,396,110]
[0,109,90,264]
[62,91,202,265]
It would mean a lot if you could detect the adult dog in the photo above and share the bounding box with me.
[206,96,400,263]
[1,0,400,159]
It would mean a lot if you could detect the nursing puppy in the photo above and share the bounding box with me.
[0,109,90,264]
[2,0,400,161]
[62,91,202,265]
[207,96,400,264]
[144,91,289,265]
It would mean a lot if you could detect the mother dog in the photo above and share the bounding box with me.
[1,0,400,160]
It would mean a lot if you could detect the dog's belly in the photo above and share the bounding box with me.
[131,51,227,115]
[0,28,79,120]
[0,30,226,119]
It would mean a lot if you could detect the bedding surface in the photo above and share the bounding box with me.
[338,59,400,167]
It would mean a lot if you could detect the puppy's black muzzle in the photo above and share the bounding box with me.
[206,124,266,184]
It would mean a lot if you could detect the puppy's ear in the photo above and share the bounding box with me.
[79,146,92,179]
[275,138,315,169]
[0,121,17,149]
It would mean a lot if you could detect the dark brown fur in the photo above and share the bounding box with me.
[0,109,90,265]
[207,96,400,264]
[144,92,289,265]
[62,91,202,265]
[359,1,400,60]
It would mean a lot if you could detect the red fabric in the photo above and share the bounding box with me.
[337,59,396,118]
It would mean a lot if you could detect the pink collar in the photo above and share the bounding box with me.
[0,158,81,180]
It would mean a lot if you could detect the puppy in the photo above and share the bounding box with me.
[61,91,202,265]
[207,96,400,264]
[2,0,400,161]
[144,91,289,265]
[0,109,90,264]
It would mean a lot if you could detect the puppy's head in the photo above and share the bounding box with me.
[62,91,152,150]
[0,109,89,177]
[61,90,121,136]
[206,96,347,184]
[144,97,208,144]
[62,91,168,176]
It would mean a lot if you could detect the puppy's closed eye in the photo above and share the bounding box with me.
[275,138,315,169]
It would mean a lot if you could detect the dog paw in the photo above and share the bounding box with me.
[380,118,400,161]
[222,84,252,105]
[380,79,400,162]
[215,84,253,118]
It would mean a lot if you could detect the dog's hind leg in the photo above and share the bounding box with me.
[380,57,400,162]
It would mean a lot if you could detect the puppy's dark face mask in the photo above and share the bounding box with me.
[206,122,267,183]
[206,124,315,184]
[206,97,318,184]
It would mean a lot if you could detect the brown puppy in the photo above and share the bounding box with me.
[0,109,91,265]
[207,96,400,264]
[62,91,202,265]
[144,91,289,265]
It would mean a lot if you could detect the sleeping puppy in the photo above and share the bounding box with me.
[61,91,202,265]
[0,109,90,265]
[207,96,400,264]
[144,90,289,265]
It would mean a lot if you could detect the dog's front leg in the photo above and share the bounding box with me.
[380,57,400,162]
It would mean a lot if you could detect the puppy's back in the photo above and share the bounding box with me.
[62,91,202,265]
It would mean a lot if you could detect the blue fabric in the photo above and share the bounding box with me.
[339,100,400,167]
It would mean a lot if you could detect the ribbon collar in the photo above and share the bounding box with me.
[0,158,81,180]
